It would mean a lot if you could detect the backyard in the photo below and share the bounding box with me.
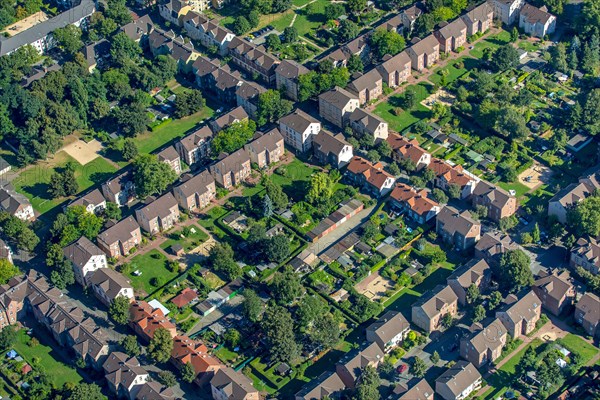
[127,249,180,296]
[374,83,434,132]
[12,151,117,216]
[160,224,210,253]
[11,329,83,388]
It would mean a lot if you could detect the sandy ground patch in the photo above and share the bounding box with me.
[61,139,103,165]
[518,161,554,190]
[422,88,456,109]
[355,271,395,301]
[2,11,48,35]
[190,237,216,257]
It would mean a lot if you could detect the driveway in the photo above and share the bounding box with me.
[307,201,378,256]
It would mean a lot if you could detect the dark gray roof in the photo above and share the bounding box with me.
[0,0,96,56]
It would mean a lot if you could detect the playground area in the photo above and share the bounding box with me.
[355,271,395,301]
[518,162,554,190]
[1,11,48,35]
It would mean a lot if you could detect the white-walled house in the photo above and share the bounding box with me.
[63,236,108,287]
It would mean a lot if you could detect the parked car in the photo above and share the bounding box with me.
[397,364,408,374]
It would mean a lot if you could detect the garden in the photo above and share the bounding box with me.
[160,223,210,253]
[374,82,435,132]
[125,249,181,297]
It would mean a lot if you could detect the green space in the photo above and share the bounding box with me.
[556,334,600,364]
[198,206,229,238]
[374,83,433,132]
[12,329,83,387]
[128,249,179,295]
[483,338,544,400]
[250,357,292,391]
[12,152,117,215]
[428,57,480,85]
[292,0,312,6]
[518,40,541,52]
[293,0,329,37]
[257,10,295,31]
[160,224,210,252]
[136,106,215,154]
[497,180,531,198]
[469,30,511,58]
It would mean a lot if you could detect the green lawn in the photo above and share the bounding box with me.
[469,29,512,58]
[160,224,210,252]
[257,10,295,31]
[483,338,544,400]
[12,152,117,215]
[12,329,82,387]
[128,249,179,295]
[136,106,214,154]
[293,0,329,37]
[428,57,480,85]
[518,40,541,52]
[497,180,531,198]
[556,334,600,365]
[374,83,433,132]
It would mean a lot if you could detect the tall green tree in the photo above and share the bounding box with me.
[109,296,131,325]
[261,304,300,363]
[371,28,406,59]
[270,266,303,304]
[567,195,600,236]
[132,154,177,198]
[0,259,19,284]
[497,249,533,292]
[256,90,293,126]
[242,289,262,322]
[148,327,174,363]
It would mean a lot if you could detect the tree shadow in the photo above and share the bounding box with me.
[89,171,116,185]
[22,182,52,200]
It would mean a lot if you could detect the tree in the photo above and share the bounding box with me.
[497,249,533,292]
[473,304,486,323]
[377,140,392,158]
[347,54,364,74]
[224,328,241,347]
[262,194,273,217]
[311,313,340,349]
[109,296,131,325]
[49,162,78,198]
[50,258,75,289]
[264,178,288,209]
[532,222,541,243]
[110,32,141,65]
[491,45,520,72]
[568,196,600,236]
[157,370,177,387]
[488,291,502,310]
[448,183,461,199]
[233,16,251,35]
[271,0,292,12]
[431,188,448,204]
[132,154,177,198]
[550,43,568,72]
[511,26,519,42]
[324,3,345,20]
[307,172,334,203]
[111,103,150,136]
[121,138,138,160]
[495,107,529,140]
[181,362,196,383]
[261,304,300,363]
[431,350,440,364]
[367,149,381,163]
[297,295,325,327]
[402,88,417,110]
[248,10,259,27]
[347,0,366,14]
[66,383,103,400]
[411,357,427,378]
[265,33,282,51]
[266,234,290,263]
[371,28,406,59]
[441,313,454,329]
[338,19,359,42]
[0,259,19,284]
[120,335,141,357]
[354,366,380,400]
[270,266,303,304]
[0,325,17,349]
[53,25,83,55]
[242,289,262,322]
[209,243,242,280]
[211,120,257,154]
[148,327,174,363]
[257,90,293,126]
[174,90,205,118]
[466,283,480,305]
[283,26,298,43]
[580,88,600,136]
